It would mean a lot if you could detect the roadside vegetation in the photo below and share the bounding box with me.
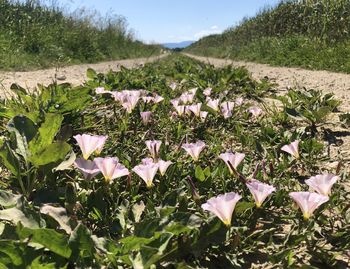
[0,0,162,71]
[0,55,348,268]
[186,0,350,73]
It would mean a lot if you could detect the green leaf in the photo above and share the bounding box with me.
[68,224,94,259]
[0,139,20,176]
[0,207,40,228]
[195,165,205,182]
[0,240,24,266]
[17,225,72,259]
[28,142,71,167]
[53,151,76,172]
[40,205,72,233]
[29,113,63,155]
[86,68,97,79]
[0,191,21,208]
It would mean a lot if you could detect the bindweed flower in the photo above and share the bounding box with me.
[121,94,140,113]
[248,106,263,117]
[153,94,164,103]
[305,174,339,196]
[145,140,162,159]
[200,111,208,122]
[141,158,154,165]
[170,99,180,107]
[235,97,244,106]
[188,103,202,117]
[95,87,110,95]
[179,93,194,104]
[73,134,108,160]
[220,101,235,119]
[189,87,198,96]
[246,179,276,208]
[206,98,220,112]
[289,192,329,220]
[158,160,172,176]
[281,140,300,159]
[94,157,129,183]
[140,111,152,125]
[174,105,186,116]
[201,192,242,226]
[142,96,154,103]
[132,163,159,188]
[219,152,245,174]
[182,141,206,161]
[203,87,212,96]
[169,82,177,90]
[74,158,100,180]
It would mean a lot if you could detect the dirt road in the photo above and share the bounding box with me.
[184,53,350,111]
[0,54,168,94]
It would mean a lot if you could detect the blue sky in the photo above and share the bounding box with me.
[56,0,280,43]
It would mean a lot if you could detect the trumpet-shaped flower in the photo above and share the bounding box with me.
[153,94,164,103]
[142,96,154,103]
[305,174,339,196]
[188,103,202,117]
[121,94,140,113]
[95,87,110,95]
[94,157,129,183]
[174,105,186,116]
[74,158,100,180]
[201,192,242,226]
[289,192,329,220]
[281,140,300,159]
[220,101,235,119]
[73,134,108,160]
[200,111,208,122]
[179,93,194,104]
[132,163,159,188]
[219,152,245,174]
[206,98,220,112]
[203,87,212,96]
[235,97,244,106]
[248,106,263,117]
[246,179,276,207]
[140,111,152,125]
[169,82,177,90]
[170,99,180,107]
[182,141,206,161]
[145,140,162,159]
[158,160,172,176]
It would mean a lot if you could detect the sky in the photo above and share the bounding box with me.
[55,0,281,43]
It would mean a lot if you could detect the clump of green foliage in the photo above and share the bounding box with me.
[0,0,162,70]
[186,0,350,73]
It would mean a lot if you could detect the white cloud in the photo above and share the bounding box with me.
[193,26,221,40]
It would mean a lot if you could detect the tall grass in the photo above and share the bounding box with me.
[186,0,350,73]
[0,0,162,70]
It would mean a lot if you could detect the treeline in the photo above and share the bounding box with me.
[186,0,350,73]
[0,0,162,70]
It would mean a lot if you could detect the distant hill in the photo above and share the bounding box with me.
[162,41,194,49]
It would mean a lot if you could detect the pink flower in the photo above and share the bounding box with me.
[170,99,180,107]
[305,174,339,196]
[153,94,164,103]
[141,158,154,165]
[203,87,212,96]
[246,179,276,207]
[235,97,244,106]
[95,87,110,94]
[206,98,220,112]
[140,111,152,125]
[169,82,177,90]
[74,158,100,180]
[179,93,194,104]
[248,106,263,117]
[73,134,108,160]
[200,111,208,122]
[281,140,300,159]
[189,87,198,96]
[132,163,159,188]
[188,103,202,117]
[201,192,242,226]
[142,96,154,103]
[289,192,329,220]
[121,94,140,113]
[94,157,129,183]
[219,152,245,174]
[158,160,172,176]
[145,140,162,159]
[220,101,235,119]
[174,105,186,116]
[182,141,206,161]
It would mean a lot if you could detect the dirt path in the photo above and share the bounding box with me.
[0,54,168,94]
[184,53,350,111]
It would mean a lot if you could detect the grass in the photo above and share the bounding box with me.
[0,0,162,71]
[186,0,350,73]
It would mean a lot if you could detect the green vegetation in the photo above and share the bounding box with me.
[0,0,162,71]
[186,0,350,73]
[0,55,348,268]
